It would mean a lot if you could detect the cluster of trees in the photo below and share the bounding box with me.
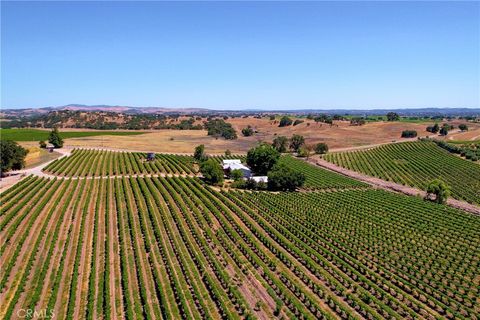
[439,124,453,136]
[0,140,28,176]
[204,119,237,140]
[427,123,464,136]
[427,139,480,162]
[39,128,64,148]
[246,144,306,191]
[350,117,366,126]
[2,110,207,130]
[272,135,305,153]
[198,143,306,191]
[1,128,66,176]
[230,174,267,190]
[312,114,334,124]
[386,112,400,121]
[278,116,293,127]
[306,113,345,121]
[401,130,417,138]
[271,135,328,157]
[426,123,440,134]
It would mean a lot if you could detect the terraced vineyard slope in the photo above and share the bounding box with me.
[324,141,480,204]
[1,175,478,319]
[43,149,244,177]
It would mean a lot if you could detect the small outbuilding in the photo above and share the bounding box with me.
[222,159,251,178]
[146,153,156,161]
[249,176,268,183]
[46,143,55,153]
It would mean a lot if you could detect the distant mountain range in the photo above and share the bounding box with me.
[1,104,479,117]
[0,104,212,117]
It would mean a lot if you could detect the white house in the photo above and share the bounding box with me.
[222,159,242,166]
[222,159,251,178]
[250,176,268,183]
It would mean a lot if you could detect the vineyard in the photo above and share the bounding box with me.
[324,141,480,204]
[278,156,368,190]
[43,149,244,177]
[1,175,478,319]
[0,128,145,141]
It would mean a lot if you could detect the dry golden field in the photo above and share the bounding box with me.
[56,117,479,154]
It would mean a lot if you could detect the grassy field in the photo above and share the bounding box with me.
[0,175,478,319]
[324,141,480,204]
[24,148,61,169]
[0,128,146,141]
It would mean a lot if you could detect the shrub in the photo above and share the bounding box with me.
[458,124,468,131]
[297,146,310,158]
[350,117,366,126]
[293,119,304,126]
[401,130,417,138]
[242,126,254,137]
[39,140,47,148]
[315,143,329,154]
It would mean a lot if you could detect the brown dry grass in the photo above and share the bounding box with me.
[447,127,480,141]
[58,118,480,154]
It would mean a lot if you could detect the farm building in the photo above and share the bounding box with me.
[146,152,156,161]
[222,159,251,178]
[250,176,268,183]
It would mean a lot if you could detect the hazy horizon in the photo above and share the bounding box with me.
[2,1,479,110]
[3,103,480,112]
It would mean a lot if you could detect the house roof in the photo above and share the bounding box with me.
[223,163,250,171]
[250,176,268,183]
[222,159,241,165]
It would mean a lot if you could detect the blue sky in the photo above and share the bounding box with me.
[1,1,479,110]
